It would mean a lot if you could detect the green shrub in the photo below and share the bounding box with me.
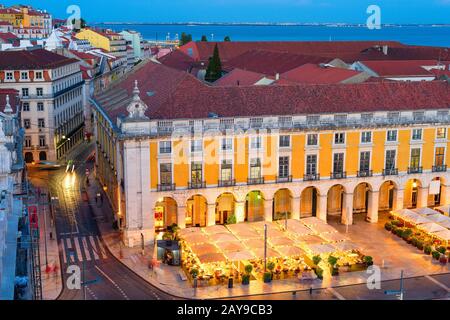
[363,256,374,266]
[424,245,432,255]
[226,214,237,225]
[432,251,441,260]
[403,228,413,238]
[436,246,446,255]
[267,261,276,272]
[244,264,253,275]
[190,268,199,278]
[242,274,250,285]
[331,267,339,276]
[385,222,392,231]
[263,272,272,283]
[391,226,398,234]
[392,220,402,227]
[312,255,322,266]
[315,267,324,280]
[395,228,404,237]
[411,237,418,247]
[416,241,424,251]
[328,255,338,267]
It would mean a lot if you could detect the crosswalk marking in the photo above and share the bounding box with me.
[60,235,107,265]
[327,287,346,300]
[81,237,92,261]
[425,275,450,292]
[88,236,100,260]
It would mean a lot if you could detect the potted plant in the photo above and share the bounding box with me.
[436,246,447,255]
[416,240,424,251]
[263,272,272,283]
[242,264,253,285]
[314,267,324,280]
[267,261,276,279]
[439,254,448,265]
[190,268,199,288]
[384,222,392,231]
[312,255,322,266]
[424,245,432,255]
[226,214,237,225]
[432,251,441,260]
[363,256,374,266]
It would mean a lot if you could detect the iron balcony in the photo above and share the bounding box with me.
[432,165,447,172]
[157,184,176,192]
[357,170,373,178]
[383,168,399,176]
[188,181,207,189]
[408,166,423,174]
[247,177,265,185]
[331,171,347,179]
[218,179,236,187]
[303,173,320,181]
[276,175,293,183]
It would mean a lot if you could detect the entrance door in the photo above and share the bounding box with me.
[311,189,317,216]
[411,189,418,208]
[388,189,394,210]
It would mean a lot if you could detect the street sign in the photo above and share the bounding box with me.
[384,290,401,295]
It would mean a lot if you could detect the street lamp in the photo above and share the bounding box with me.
[103,184,108,192]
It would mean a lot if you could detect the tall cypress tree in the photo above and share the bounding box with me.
[205,44,223,82]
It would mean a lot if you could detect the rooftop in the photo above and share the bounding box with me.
[359,60,439,77]
[213,68,266,86]
[0,49,79,70]
[280,63,365,84]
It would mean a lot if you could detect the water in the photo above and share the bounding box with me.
[95,24,450,47]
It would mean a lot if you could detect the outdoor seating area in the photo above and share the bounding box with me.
[385,208,450,264]
[177,218,370,287]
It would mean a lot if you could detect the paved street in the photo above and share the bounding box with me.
[28,142,178,300]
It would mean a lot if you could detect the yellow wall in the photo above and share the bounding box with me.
[292,134,304,179]
[76,29,111,51]
[319,133,332,175]
[422,128,435,170]
[346,132,359,174]
[372,131,385,174]
[397,129,411,171]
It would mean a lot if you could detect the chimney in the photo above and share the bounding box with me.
[382,45,388,55]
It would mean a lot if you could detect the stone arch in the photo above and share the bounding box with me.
[186,194,207,227]
[428,176,446,207]
[25,152,34,164]
[273,188,293,221]
[353,182,373,217]
[154,197,178,231]
[215,193,236,225]
[300,186,320,218]
[404,178,423,209]
[39,151,47,161]
[327,184,346,220]
[245,190,265,222]
[379,180,398,212]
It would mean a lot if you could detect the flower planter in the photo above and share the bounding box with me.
[439,256,448,265]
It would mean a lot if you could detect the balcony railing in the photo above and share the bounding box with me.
[157,184,176,192]
[247,177,265,185]
[383,168,399,176]
[276,175,293,183]
[432,165,447,172]
[408,166,423,174]
[218,179,236,187]
[188,181,206,189]
[331,171,347,179]
[357,170,373,178]
[303,173,320,182]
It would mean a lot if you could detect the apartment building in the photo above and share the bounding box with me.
[92,60,450,247]
[0,49,85,162]
[75,28,128,59]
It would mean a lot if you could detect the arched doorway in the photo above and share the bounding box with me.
[215,193,235,225]
[245,191,264,222]
[273,189,292,221]
[379,180,397,212]
[327,184,345,221]
[429,177,445,206]
[300,187,319,218]
[404,179,422,209]
[353,183,372,218]
[25,152,34,164]
[39,151,47,161]
[154,197,178,231]
[186,195,207,227]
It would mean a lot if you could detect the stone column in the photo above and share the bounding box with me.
[292,196,301,220]
[317,194,328,223]
[418,186,429,208]
[177,206,186,229]
[394,189,404,211]
[264,198,273,222]
[207,203,216,226]
[341,192,354,225]
[367,190,379,223]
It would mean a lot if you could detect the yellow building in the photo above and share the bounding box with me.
[92,60,450,247]
[76,28,127,58]
[0,7,24,27]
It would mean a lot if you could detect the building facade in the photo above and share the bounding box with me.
[0,49,85,163]
[76,28,128,59]
[119,30,144,63]
[92,61,450,247]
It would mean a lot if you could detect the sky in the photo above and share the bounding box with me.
[1,0,450,23]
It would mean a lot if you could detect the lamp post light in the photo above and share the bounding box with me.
[264,224,267,272]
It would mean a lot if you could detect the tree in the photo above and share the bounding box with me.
[205,44,223,82]
[224,36,231,42]
[179,32,192,46]
[201,35,208,42]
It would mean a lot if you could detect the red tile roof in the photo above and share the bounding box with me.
[213,68,266,86]
[359,60,437,77]
[179,41,406,62]
[94,60,450,122]
[223,49,330,75]
[280,63,364,84]
[158,49,196,72]
[0,49,79,70]
[0,32,19,42]
[0,88,19,113]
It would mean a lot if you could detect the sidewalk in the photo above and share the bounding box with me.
[37,189,62,300]
[87,174,450,299]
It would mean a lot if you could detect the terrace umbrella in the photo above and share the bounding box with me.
[432,229,450,242]
[300,217,327,227]
[405,214,431,226]
[202,225,228,235]
[178,227,201,237]
[296,234,325,245]
[225,250,256,262]
[417,223,447,234]
[181,233,210,245]
[427,214,450,224]
[228,227,261,240]
[319,232,349,243]
[243,239,266,249]
[269,236,295,247]
[275,246,305,257]
[286,223,314,236]
[190,243,220,256]
[250,221,280,231]
[391,209,417,221]
[413,207,439,216]
[218,241,246,253]
[210,233,238,243]
[265,229,285,238]
[252,247,280,259]
[306,243,337,255]
[435,205,450,216]
[439,220,450,229]
[333,241,360,252]
[308,224,338,234]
